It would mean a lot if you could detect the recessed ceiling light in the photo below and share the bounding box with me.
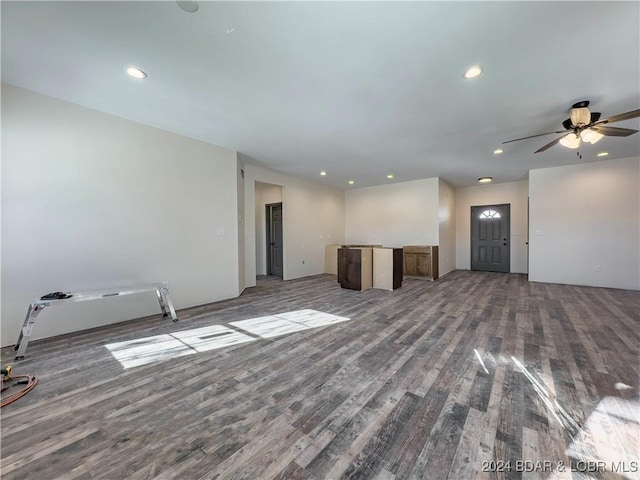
[386,174,394,179]
[320,171,327,176]
[464,65,483,79]
[596,152,609,157]
[493,148,503,155]
[176,1,199,13]
[478,177,493,184]
[348,180,355,185]
[126,66,147,79]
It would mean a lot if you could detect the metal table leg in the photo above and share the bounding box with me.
[160,285,178,322]
[155,288,169,317]
[14,303,47,360]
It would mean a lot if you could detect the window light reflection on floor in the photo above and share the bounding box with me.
[511,355,639,477]
[105,309,350,369]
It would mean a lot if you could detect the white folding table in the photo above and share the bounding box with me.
[14,282,178,360]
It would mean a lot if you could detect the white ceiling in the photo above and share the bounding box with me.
[2,1,639,188]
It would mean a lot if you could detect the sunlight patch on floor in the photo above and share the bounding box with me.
[230,309,350,338]
[105,334,196,369]
[105,309,351,369]
[171,324,255,352]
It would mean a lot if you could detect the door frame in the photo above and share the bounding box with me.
[470,203,511,273]
[527,197,530,276]
[265,202,283,276]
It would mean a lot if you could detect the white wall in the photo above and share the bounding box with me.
[254,182,283,275]
[244,164,345,286]
[438,179,456,277]
[455,181,529,273]
[345,178,440,248]
[1,84,241,345]
[529,157,639,290]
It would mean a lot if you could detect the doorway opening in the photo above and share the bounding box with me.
[470,204,510,273]
[266,202,283,277]
[255,181,283,281]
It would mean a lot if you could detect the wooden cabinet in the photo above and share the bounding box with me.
[373,248,403,291]
[338,247,373,291]
[326,244,382,275]
[403,245,439,280]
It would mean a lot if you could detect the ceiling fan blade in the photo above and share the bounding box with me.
[590,125,638,137]
[534,135,566,153]
[595,109,640,125]
[503,130,567,144]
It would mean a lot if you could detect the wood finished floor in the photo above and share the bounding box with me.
[1,271,639,480]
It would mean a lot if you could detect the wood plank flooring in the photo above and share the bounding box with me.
[1,271,638,479]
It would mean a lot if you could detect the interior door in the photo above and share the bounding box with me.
[471,204,510,273]
[266,203,283,277]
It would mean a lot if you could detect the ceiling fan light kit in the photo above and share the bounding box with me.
[570,107,591,126]
[559,133,580,149]
[580,129,604,145]
[558,129,604,149]
[503,101,640,153]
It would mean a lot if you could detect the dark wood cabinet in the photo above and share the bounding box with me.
[326,244,382,276]
[403,245,438,280]
[338,247,373,291]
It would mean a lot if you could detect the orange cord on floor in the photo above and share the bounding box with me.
[1,373,39,407]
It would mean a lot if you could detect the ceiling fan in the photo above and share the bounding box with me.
[503,101,640,153]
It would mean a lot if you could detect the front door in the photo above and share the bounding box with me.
[266,203,283,277]
[471,204,510,273]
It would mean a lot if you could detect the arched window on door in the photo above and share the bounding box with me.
[479,209,501,219]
